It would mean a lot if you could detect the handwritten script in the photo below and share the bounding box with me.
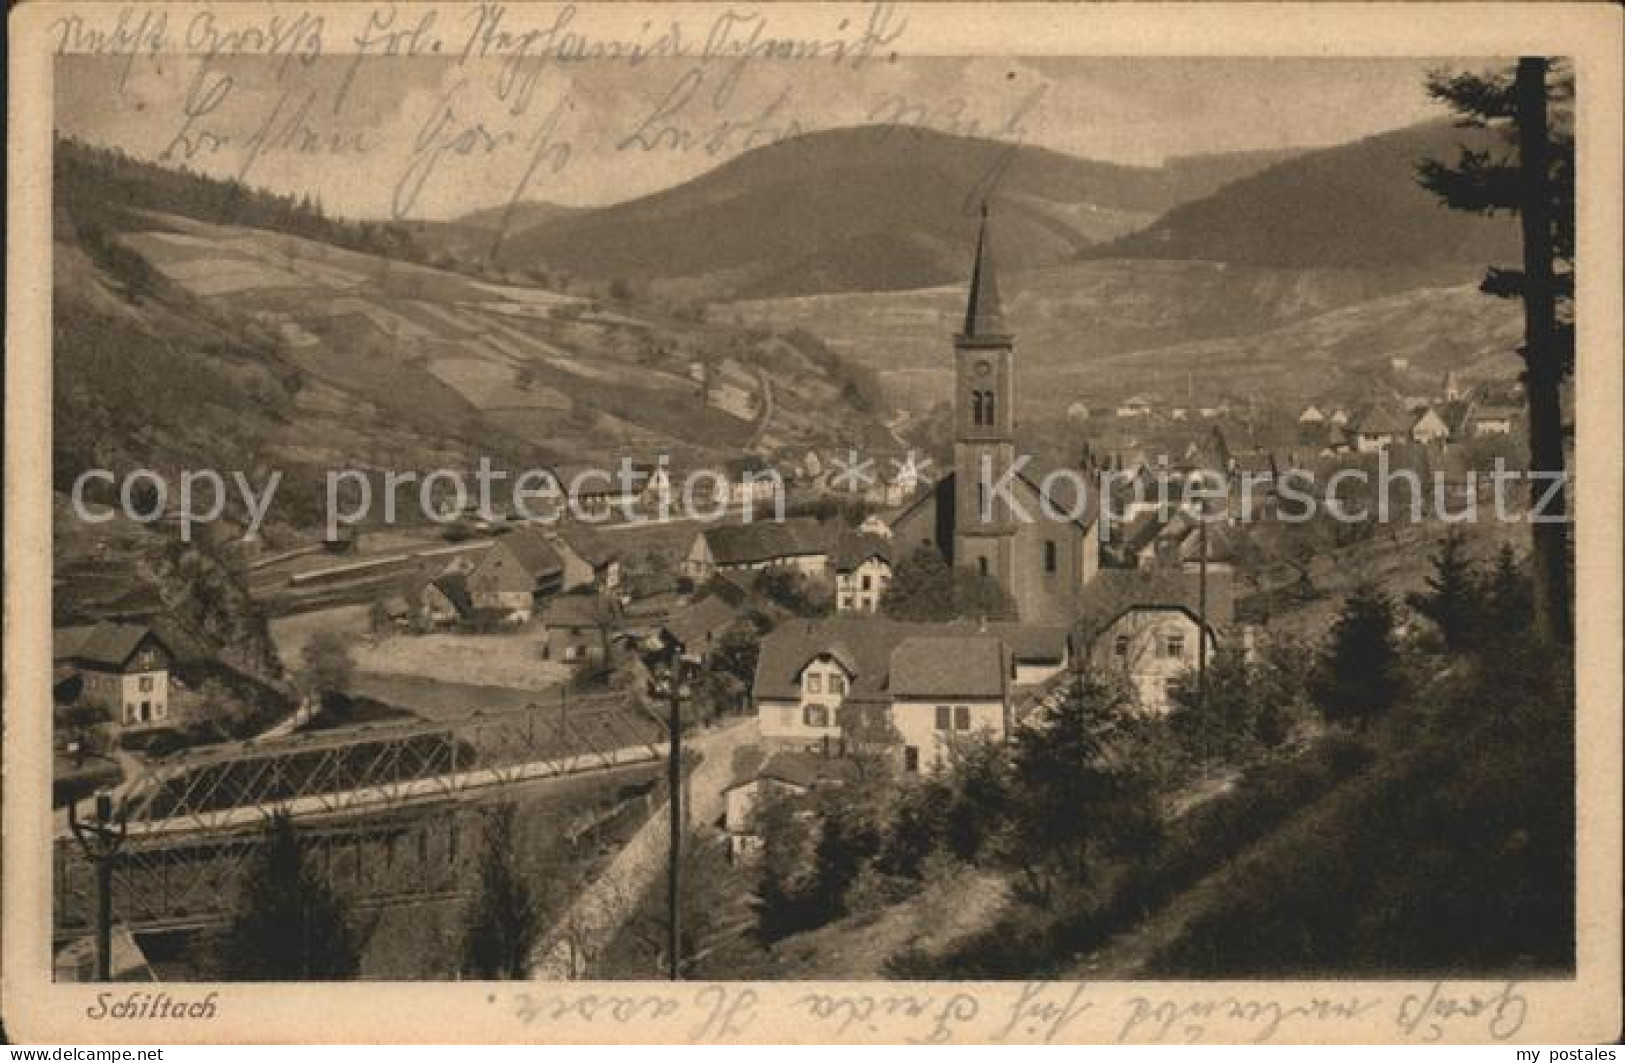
[500,981,1531,1043]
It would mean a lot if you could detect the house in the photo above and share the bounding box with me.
[551,526,621,593]
[680,518,834,582]
[467,529,564,623]
[751,615,1021,773]
[1327,407,1351,427]
[723,751,859,857]
[1092,605,1218,714]
[960,621,1073,686]
[549,463,644,520]
[1076,568,1235,714]
[53,623,174,727]
[538,593,620,666]
[832,532,892,613]
[1115,394,1159,419]
[661,594,743,664]
[887,635,1011,774]
[1298,404,1327,425]
[1346,404,1411,452]
[1410,406,1452,446]
[716,455,783,508]
[1467,404,1520,437]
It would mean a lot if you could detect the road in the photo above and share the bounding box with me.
[530,715,758,978]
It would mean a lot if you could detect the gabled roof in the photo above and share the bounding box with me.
[701,518,833,566]
[497,528,565,578]
[1349,403,1411,436]
[753,616,1028,705]
[554,525,619,569]
[1076,567,1236,640]
[832,530,893,572]
[429,571,473,615]
[889,635,1008,700]
[540,592,619,629]
[725,751,861,793]
[663,594,741,650]
[53,623,169,670]
[753,615,910,703]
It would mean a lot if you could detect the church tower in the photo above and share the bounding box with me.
[952,203,1019,594]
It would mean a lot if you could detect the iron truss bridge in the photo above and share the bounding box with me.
[54,767,662,938]
[54,698,669,937]
[117,696,666,835]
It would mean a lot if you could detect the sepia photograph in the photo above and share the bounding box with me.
[5,0,1621,1046]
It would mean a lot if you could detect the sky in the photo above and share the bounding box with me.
[56,52,1474,222]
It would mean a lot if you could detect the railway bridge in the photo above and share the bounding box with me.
[54,698,668,939]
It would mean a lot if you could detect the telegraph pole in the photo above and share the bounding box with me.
[68,792,128,981]
[666,641,685,981]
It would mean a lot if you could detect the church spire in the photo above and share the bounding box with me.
[962,201,1008,339]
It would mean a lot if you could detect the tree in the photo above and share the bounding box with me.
[299,631,354,708]
[461,805,543,979]
[1311,585,1402,730]
[1167,648,1259,767]
[1406,528,1483,652]
[218,812,360,979]
[1006,669,1155,902]
[1419,59,1573,647]
[709,623,761,687]
[881,544,1016,623]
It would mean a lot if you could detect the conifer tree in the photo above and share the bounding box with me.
[461,805,542,980]
[1406,528,1481,652]
[219,812,360,980]
[1312,584,1402,730]
[1419,59,1573,646]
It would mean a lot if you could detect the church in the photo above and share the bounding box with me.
[890,206,1100,625]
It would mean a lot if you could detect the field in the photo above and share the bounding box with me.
[111,211,881,468]
[350,633,571,691]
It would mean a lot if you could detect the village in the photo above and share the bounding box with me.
[48,205,1546,981]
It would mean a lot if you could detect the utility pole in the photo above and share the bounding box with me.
[666,641,686,981]
[68,792,128,982]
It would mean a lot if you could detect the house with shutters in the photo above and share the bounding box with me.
[54,623,174,727]
[751,615,1067,774]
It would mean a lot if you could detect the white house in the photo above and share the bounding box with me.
[54,623,174,727]
[832,532,892,613]
[1410,406,1452,446]
[1090,605,1218,714]
[751,616,1017,774]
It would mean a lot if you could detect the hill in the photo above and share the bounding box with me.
[1091,120,1522,268]
[489,126,1298,300]
[51,139,892,522]
[726,258,1518,416]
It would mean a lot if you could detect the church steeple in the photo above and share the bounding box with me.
[962,201,1008,339]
